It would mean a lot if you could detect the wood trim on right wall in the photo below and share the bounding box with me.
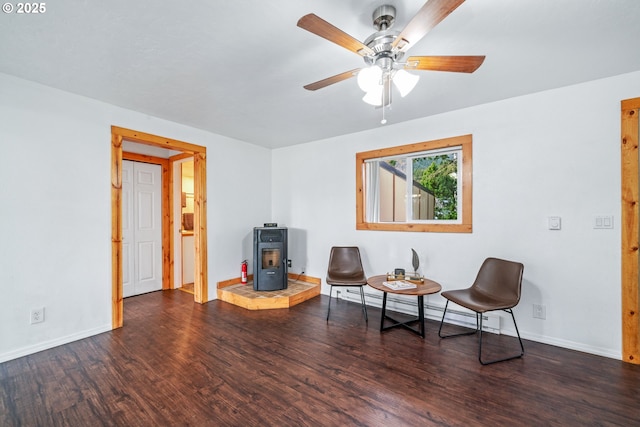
[621,97,640,364]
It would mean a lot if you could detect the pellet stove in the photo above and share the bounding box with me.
[253,227,288,291]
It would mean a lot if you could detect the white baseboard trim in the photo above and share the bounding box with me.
[518,331,621,360]
[0,324,112,363]
[340,288,500,333]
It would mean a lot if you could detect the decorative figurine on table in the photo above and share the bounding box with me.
[408,248,424,282]
[387,249,424,283]
[412,248,419,273]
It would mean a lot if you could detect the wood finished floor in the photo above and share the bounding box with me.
[1,290,639,426]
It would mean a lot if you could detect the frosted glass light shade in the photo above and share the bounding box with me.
[393,69,420,97]
[362,85,383,106]
[357,66,382,92]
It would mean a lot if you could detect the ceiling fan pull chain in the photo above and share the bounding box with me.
[381,99,387,125]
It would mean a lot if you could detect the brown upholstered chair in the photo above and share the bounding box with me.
[326,246,368,322]
[438,257,525,365]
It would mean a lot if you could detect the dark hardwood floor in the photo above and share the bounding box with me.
[1,290,639,426]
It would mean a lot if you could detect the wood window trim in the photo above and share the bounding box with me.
[111,126,208,330]
[356,134,473,233]
[621,97,640,364]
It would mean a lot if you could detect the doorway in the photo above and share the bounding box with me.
[122,160,163,297]
[621,97,640,364]
[179,159,195,294]
[111,126,208,329]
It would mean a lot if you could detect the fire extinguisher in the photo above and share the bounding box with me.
[241,260,248,284]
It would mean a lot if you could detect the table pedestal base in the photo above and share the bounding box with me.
[380,293,425,338]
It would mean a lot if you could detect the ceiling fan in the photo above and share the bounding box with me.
[297,0,485,115]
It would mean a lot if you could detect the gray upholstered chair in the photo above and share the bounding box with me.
[326,246,368,322]
[438,257,525,365]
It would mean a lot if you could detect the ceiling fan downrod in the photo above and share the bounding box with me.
[372,5,396,31]
[363,5,403,67]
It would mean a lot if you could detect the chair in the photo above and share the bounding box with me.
[326,246,368,322]
[438,257,525,365]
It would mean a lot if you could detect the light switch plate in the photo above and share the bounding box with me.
[594,215,613,229]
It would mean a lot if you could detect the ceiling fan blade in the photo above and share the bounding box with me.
[404,55,485,73]
[297,14,374,57]
[392,0,466,52]
[303,68,361,91]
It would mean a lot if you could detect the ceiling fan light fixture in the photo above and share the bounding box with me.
[297,1,485,120]
[357,65,382,92]
[393,69,420,97]
[362,85,383,106]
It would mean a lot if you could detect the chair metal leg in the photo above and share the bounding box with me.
[327,285,368,323]
[478,309,525,365]
[359,286,368,322]
[439,302,524,365]
[438,301,480,338]
[326,285,333,321]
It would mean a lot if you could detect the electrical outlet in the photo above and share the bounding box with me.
[532,304,546,320]
[548,216,561,230]
[30,307,45,324]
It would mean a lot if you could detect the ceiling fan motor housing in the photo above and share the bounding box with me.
[364,5,404,69]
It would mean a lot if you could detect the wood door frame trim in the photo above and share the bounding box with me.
[621,97,640,364]
[111,126,208,329]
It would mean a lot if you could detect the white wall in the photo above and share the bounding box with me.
[0,73,271,362]
[2,69,637,363]
[272,70,640,359]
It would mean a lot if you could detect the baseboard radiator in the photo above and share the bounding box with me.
[340,288,501,334]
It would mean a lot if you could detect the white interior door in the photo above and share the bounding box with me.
[122,160,162,297]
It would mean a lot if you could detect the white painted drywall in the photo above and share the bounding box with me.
[1,68,638,362]
[0,72,272,362]
[272,70,640,359]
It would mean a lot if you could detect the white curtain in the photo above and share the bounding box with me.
[365,160,379,222]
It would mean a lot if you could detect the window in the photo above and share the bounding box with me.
[356,134,472,233]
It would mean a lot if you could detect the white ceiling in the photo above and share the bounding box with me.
[2,0,640,149]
